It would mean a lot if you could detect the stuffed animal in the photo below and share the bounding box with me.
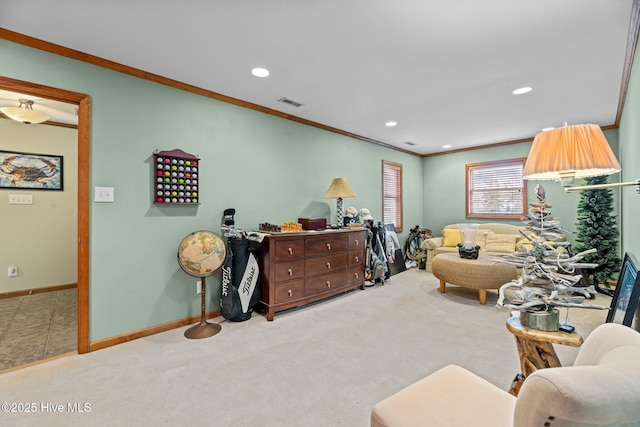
[344,206,359,226]
[359,208,374,227]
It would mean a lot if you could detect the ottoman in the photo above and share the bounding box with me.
[431,253,517,304]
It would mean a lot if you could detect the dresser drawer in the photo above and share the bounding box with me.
[306,253,347,277]
[348,231,366,251]
[348,264,365,283]
[274,259,305,282]
[274,280,305,304]
[306,235,347,256]
[306,271,347,295]
[258,229,365,321]
[275,239,305,261]
[348,250,364,266]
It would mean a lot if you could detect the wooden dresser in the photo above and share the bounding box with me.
[257,228,367,321]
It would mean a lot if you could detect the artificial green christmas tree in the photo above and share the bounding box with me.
[573,175,621,290]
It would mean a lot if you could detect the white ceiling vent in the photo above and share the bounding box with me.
[278,97,304,107]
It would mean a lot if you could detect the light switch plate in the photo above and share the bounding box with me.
[8,194,33,205]
[94,187,115,203]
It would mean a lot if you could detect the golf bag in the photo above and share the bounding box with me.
[220,209,261,322]
[384,224,406,275]
[365,222,390,285]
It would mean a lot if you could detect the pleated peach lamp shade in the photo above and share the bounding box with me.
[523,124,621,186]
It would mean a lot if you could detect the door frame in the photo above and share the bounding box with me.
[0,75,91,354]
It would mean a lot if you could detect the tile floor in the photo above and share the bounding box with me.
[0,288,77,371]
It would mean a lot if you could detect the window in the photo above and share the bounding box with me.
[466,158,527,219]
[382,160,403,232]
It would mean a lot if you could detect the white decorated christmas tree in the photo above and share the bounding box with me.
[496,185,606,312]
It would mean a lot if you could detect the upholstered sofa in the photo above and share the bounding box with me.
[421,223,529,272]
[371,322,640,427]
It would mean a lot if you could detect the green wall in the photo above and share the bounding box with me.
[2,32,636,344]
[618,35,640,257]
[422,130,620,244]
[0,40,423,341]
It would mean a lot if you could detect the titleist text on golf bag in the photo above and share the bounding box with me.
[221,237,261,322]
[220,208,261,322]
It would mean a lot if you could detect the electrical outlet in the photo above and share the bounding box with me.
[8,266,18,277]
[196,280,202,294]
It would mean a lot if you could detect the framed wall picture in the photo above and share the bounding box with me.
[0,150,63,190]
[606,252,640,327]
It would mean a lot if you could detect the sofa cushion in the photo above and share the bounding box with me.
[442,228,462,247]
[475,230,491,250]
[515,236,533,251]
[422,237,442,250]
[484,233,517,253]
[423,223,530,273]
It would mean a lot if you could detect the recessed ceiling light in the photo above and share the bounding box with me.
[442,144,452,149]
[512,86,533,95]
[251,67,270,77]
[542,127,555,132]
[385,121,397,127]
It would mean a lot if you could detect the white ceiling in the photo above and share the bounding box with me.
[0,0,636,155]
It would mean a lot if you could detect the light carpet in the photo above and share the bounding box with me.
[0,268,609,427]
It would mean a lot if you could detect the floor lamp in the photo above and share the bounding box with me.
[523,123,639,193]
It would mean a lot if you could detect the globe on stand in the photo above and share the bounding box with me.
[177,230,226,339]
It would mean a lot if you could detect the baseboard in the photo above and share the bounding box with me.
[0,283,221,355]
[0,283,77,300]
[88,310,222,352]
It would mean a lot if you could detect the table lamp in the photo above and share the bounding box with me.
[324,177,357,227]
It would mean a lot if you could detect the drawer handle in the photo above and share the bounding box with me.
[355,272,359,279]
[288,247,293,255]
[326,281,331,287]
[326,262,331,269]
[326,243,331,250]
[288,290,293,297]
[288,268,293,276]
[355,239,359,246]
[355,256,359,263]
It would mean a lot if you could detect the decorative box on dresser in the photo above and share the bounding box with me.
[258,228,367,321]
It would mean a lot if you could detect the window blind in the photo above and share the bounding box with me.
[382,160,403,231]
[466,159,526,219]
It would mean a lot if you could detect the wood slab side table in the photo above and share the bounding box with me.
[505,313,583,396]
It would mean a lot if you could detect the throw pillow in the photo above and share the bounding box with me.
[516,236,534,252]
[475,230,490,250]
[485,233,517,253]
[442,228,462,247]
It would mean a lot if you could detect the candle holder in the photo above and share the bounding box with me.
[457,223,480,259]
[457,243,480,259]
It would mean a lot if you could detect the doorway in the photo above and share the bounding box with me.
[0,75,90,357]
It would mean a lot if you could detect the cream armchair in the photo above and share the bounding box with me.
[371,323,640,427]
